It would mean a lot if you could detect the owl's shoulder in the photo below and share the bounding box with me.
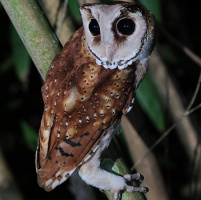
[42,26,93,98]
[46,26,85,77]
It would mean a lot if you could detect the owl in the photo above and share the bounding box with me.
[35,1,155,199]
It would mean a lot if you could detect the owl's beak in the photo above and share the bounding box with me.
[105,45,115,63]
[104,44,112,48]
[102,33,114,63]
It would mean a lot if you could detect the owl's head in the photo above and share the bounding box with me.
[80,2,155,70]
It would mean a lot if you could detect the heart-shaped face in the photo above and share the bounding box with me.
[80,2,155,70]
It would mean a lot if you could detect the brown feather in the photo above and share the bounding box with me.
[36,27,137,191]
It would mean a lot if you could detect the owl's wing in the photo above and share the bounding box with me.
[35,27,119,191]
[36,73,113,192]
[36,27,85,161]
[36,113,107,191]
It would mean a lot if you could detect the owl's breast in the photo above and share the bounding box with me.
[41,26,137,136]
[93,65,136,117]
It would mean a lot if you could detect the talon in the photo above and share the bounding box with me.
[137,174,144,184]
[123,173,144,184]
[123,174,132,181]
[126,185,149,193]
[143,187,149,193]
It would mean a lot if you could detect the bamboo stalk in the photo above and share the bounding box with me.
[1,0,62,81]
[149,50,198,160]
[1,0,147,199]
[39,0,74,45]
[121,116,169,200]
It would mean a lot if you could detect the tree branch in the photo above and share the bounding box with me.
[1,0,62,81]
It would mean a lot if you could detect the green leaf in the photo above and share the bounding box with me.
[20,121,38,151]
[139,0,162,22]
[68,0,81,24]
[102,158,115,173]
[10,25,31,83]
[136,73,165,132]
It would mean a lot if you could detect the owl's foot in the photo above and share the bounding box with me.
[124,173,149,193]
[124,172,144,185]
[113,173,148,200]
[79,124,148,200]
[124,172,149,193]
[113,185,148,200]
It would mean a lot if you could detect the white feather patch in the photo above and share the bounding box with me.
[52,180,59,190]
[127,106,133,113]
[92,145,99,153]
[84,154,91,162]
[45,179,53,187]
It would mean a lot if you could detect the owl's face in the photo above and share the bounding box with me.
[80,2,155,70]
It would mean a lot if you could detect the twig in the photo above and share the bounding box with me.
[38,0,74,45]
[77,0,85,6]
[121,116,169,200]
[149,49,199,159]
[159,24,201,68]
[56,0,68,36]
[186,71,201,111]
[53,0,63,30]
[186,103,201,116]
[132,71,201,170]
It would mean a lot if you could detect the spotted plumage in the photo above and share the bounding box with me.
[36,1,155,199]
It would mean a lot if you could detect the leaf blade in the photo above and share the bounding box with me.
[137,73,165,132]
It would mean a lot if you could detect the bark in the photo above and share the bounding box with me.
[1,0,62,81]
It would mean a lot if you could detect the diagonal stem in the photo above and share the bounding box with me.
[0,0,62,81]
[186,71,201,111]
[132,72,201,170]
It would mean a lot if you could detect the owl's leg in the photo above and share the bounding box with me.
[79,121,148,200]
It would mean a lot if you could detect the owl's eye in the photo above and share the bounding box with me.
[89,19,100,36]
[117,18,135,36]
